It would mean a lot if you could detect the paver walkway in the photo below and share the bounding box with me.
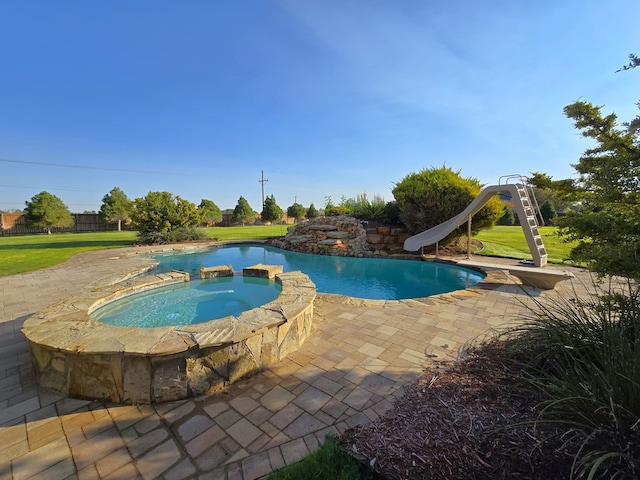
[0,245,591,479]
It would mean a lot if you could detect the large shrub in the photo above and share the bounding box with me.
[131,191,203,244]
[392,166,504,242]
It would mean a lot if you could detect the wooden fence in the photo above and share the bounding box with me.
[0,213,131,236]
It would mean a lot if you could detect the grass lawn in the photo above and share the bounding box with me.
[473,225,577,265]
[1,224,575,278]
[0,225,289,277]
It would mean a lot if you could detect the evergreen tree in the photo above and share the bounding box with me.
[560,96,640,278]
[540,200,556,225]
[306,203,319,219]
[232,196,255,226]
[99,186,132,231]
[261,194,283,223]
[24,191,74,234]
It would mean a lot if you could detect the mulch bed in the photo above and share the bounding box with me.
[339,342,572,479]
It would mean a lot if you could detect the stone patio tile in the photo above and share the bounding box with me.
[267,446,285,471]
[95,447,133,478]
[293,364,325,383]
[202,401,230,418]
[283,412,327,438]
[103,462,139,480]
[194,444,230,472]
[247,432,272,453]
[135,438,182,480]
[268,403,303,431]
[243,405,271,427]
[28,457,76,480]
[229,395,260,415]
[312,375,343,396]
[281,437,310,466]
[27,417,64,451]
[0,397,40,426]
[177,414,215,443]
[242,451,272,480]
[76,464,99,480]
[227,418,263,447]
[292,386,331,415]
[127,428,169,458]
[159,402,195,424]
[10,437,70,480]
[260,385,295,411]
[357,342,386,358]
[214,408,242,429]
[164,457,196,480]
[185,424,226,458]
[342,387,373,411]
[81,414,115,440]
[133,413,162,435]
[71,427,124,471]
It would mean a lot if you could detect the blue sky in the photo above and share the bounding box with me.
[1,1,638,213]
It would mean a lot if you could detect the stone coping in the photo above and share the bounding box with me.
[22,263,316,404]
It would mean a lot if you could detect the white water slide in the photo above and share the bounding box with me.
[403,176,548,267]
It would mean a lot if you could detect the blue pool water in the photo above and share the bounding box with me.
[151,244,485,300]
[92,276,281,327]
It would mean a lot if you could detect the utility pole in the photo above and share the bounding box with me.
[259,170,268,206]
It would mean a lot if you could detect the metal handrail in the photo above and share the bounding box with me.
[497,174,544,226]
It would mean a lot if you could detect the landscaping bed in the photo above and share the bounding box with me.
[340,341,571,480]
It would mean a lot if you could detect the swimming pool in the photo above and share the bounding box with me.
[150,244,485,300]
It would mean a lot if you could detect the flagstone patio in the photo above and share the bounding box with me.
[0,244,590,479]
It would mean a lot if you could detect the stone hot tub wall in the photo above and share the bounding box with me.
[22,266,316,404]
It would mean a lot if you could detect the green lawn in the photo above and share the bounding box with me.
[0,225,289,277]
[473,225,577,265]
[0,224,575,278]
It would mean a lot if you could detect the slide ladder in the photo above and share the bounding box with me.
[500,175,547,267]
[403,174,548,267]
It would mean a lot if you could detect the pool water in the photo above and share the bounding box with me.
[92,276,281,327]
[151,245,485,300]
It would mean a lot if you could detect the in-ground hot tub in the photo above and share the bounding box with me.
[22,264,316,404]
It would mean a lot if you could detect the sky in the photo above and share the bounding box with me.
[0,1,638,213]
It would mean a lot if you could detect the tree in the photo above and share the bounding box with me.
[261,194,283,223]
[131,191,200,233]
[306,203,319,219]
[232,196,255,226]
[559,96,640,278]
[392,166,504,243]
[24,191,74,234]
[539,200,556,225]
[99,186,132,231]
[527,172,574,216]
[197,199,222,226]
[497,205,515,225]
[287,202,306,222]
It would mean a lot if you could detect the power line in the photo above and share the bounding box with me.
[0,158,220,178]
[0,183,102,194]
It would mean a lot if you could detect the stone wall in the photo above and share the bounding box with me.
[270,216,371,257]
[270,216,411,257]
[365,225,411,256]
